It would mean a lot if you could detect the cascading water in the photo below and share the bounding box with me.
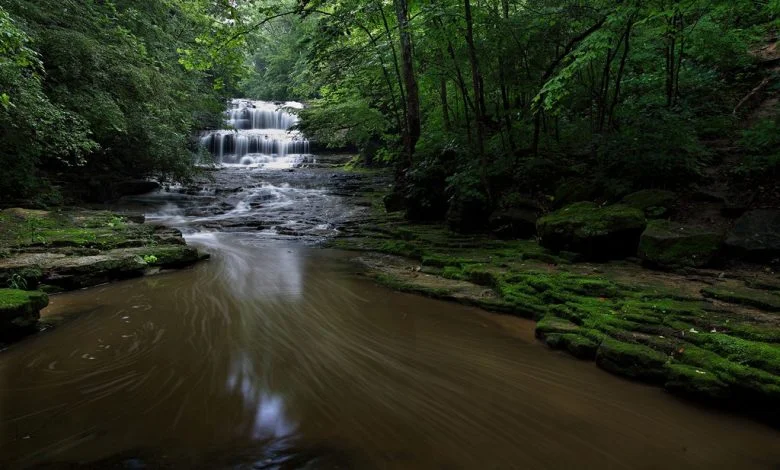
[200,99,311,168]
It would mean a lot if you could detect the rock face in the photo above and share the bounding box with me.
[536,202,647,259]
[621,189,677,218]
[638,220,723,268]
[725,210,780,262]
[0,209,207,293]
[0,289,48,339]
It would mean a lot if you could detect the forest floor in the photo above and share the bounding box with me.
[326,168,780,426]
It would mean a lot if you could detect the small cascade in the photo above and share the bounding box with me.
[200,99,311,168]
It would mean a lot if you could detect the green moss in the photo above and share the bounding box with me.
[441,266,466,280]
[536,203,646,258]
[727,323,780,343]
[144,246,202,267]
[684,333,780,375]
[638,220,722,268]
[537,203,646,238]
[543,333,599,359]
[701,285,780,312]
[596,338,669,383]
[677,344,780,400]
[0,289,48,311]
[0,289,48,332]
[664,364,731,400]
[535,315,580,337]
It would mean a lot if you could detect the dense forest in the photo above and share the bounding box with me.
[0,0,246,203]
[241,0,780,231]
[2,0,778,224]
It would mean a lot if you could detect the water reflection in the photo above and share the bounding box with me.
[226,352,295,440]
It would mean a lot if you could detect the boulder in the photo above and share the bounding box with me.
[725,210,780,262]
[596,338,669,383]
[489,209,538,239]
[621,189,676,218]
[0,289,48,339]
[638,220,723,268]
[536,202,647,259]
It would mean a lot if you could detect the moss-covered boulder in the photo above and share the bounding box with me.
[638,220,723,268]
[725,210,780,262]
[596,338,669,383]
[664,364,731,401]
[543,333,600,360]
[0,289,48,338]
[621,189,677,218]
[536,202,647,259]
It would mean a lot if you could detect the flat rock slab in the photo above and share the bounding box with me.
[0,208,206,292]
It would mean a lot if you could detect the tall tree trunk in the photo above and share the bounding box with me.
[464,0,490,199]
[608,16,634,128]
[379,3,407,118]
[440,77,451,131]
[393,0,420,168]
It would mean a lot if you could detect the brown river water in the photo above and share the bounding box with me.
[1,167,779,469]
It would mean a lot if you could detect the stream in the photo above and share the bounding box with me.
[1,102,779,470]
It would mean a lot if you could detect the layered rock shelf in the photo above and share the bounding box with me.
[0,208,208,340]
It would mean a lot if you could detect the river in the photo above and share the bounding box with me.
[0,102,778,469]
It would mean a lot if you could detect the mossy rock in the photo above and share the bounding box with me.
[676,344,780,405]
[595,338,669,383]
[536,203,647,260]
[701,285,780,312]
[664,364,731,401]
[638,220,723,268]
[535,315,580,337]
[683,332,780,376]
[0,289,48,337]
[543,333,599,360]
[145,246,204,268]
[621,190,676,218]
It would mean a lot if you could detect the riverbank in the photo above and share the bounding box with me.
[326,172,780,425]
[0,208,207,340]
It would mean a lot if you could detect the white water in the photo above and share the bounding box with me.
[200,99,311,168]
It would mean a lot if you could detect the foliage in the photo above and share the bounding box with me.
[235,0,777,229]
[0,0,246,202]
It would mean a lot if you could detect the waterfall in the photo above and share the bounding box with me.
[200,99,310,168]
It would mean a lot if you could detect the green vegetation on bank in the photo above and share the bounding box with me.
[0,208,206,295]
[0,0,246,203]
[329,188,780,423]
